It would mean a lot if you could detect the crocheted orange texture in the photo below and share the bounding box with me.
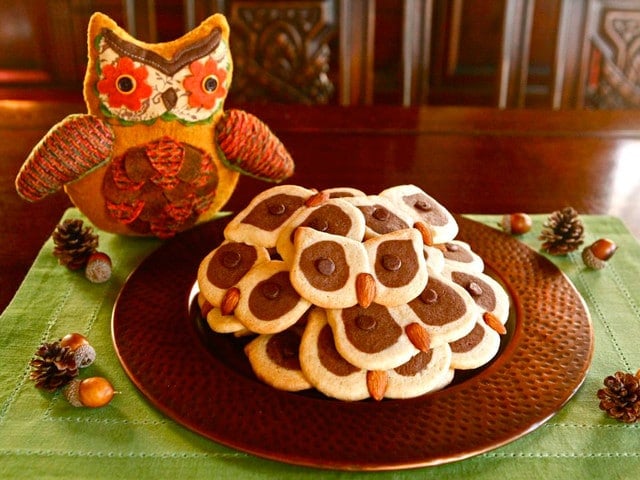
[216,109,295,182]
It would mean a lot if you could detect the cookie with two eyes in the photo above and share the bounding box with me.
[244,320,312,392]
[223,184,316,248]
[197,240,270,307]
[275,197,366,264]
[379,184,458,244]
[233,260,312,334]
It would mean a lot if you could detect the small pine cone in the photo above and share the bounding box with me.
[29,341,79,392]
[52,219,98,270]
[539,207,585,255]
[597,370,640,423]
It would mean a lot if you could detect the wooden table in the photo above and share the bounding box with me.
[2,100,639,313]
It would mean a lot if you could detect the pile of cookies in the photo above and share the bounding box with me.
[196,184,509,401]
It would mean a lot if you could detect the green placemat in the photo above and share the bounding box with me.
[1,209,639,479]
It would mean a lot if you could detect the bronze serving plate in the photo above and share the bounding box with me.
[112,215,593,470]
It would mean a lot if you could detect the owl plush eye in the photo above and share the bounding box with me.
[116,75,136,94]
[202,75,218,93]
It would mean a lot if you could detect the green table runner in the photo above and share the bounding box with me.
[1,209,639,479]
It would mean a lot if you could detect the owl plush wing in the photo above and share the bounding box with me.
[15,114,114,201]
[216,109,295,182]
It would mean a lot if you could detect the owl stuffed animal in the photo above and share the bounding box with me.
[15,12,294,238]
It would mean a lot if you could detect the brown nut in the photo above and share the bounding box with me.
[582,238,618,269]
[500,213,532,235]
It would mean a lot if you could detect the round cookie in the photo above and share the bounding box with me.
[197,240,270,307]
[444,267,510,326]
[364,228,428,307]
[224,184,315,248]
[289,227,372,309]
[379,184,458,244]
[440,240,484,273]
[234,260,311,334]
[405,273,478,347]
[449,319,501,370]
[299,308,369,401]
[385,344,454,399]
[245,323,312,392]
[275,197,366,264]
[326,302,421,371]
[342,195,414,239]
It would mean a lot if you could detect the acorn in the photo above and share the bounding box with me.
[500,213,532,235]
[64,376,115,408]
[582,238,618,269]
[85,251,112,283]
[60,332,96,368]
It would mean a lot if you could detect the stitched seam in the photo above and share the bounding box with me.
[0,449,247,459]
[0,285,73,424]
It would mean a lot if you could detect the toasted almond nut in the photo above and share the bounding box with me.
[414,221,433,246]
[405,322,431,351]
[483,311,507,335]
[366,370,388,401]
[356,272,376,308]
[305,190,330,207]
[432,243,448,252]
[220,287,240,315]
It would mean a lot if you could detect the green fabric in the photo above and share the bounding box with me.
[1,209,639,479]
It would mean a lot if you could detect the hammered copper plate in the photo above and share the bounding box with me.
[111,215,593,470]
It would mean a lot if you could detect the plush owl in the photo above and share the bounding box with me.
[15,12,294,237]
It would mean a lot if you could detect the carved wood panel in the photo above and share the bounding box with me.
[584,1,640,109]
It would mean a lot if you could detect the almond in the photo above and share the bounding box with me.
[355,272,376,308]
[220,287,240,315]
[366,370,388,401]
[414,221,433,246]
[483,311,507,335]
[405,322,430,351]
[305,190,330,207]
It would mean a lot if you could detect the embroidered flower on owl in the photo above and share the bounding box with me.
[184,58,228,109]
[97,57,153,111]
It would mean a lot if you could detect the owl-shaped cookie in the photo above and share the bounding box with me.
[15,12,294,237]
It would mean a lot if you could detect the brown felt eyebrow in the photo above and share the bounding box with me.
[101,26,222,76]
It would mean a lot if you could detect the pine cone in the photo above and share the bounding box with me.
[52,219,98,269]
[597,370,640,423]
[539,207,585,255]
[29,341,79,392]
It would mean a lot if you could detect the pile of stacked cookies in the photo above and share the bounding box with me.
[196,184,509,401]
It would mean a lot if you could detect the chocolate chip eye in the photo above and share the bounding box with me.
[315,257,335,276]
[355,315,377,330]
[116,75,136,94]
[221,251,241,269]
[414,199,432,211]
[261,281,281,300]
[381,254,402,271]
[202,75,218,93]
[268,202,286,215]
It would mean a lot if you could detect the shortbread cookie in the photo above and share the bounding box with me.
[445,267,510,326]
[405,273,478,347]
[440,240,484,273]
[234,260,311,334]
[275,198,366,264]
[206,305,250,335]
[363,228,428,306]
[342,195,414,239]
[380,184,458,244]
[245,323,312,392]
[323,187,366,199]
[224,185,315,247]
[385,344,454,399]
[197,241,270,307]
[449,320,500,370]
[299,308,369,401]
[289,227,372,309]
[326,303,422,371]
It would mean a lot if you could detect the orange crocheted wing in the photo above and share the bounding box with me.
[15,114,114,202]
[215,109,294,182]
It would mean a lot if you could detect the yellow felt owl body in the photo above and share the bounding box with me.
[15,12,294,237]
